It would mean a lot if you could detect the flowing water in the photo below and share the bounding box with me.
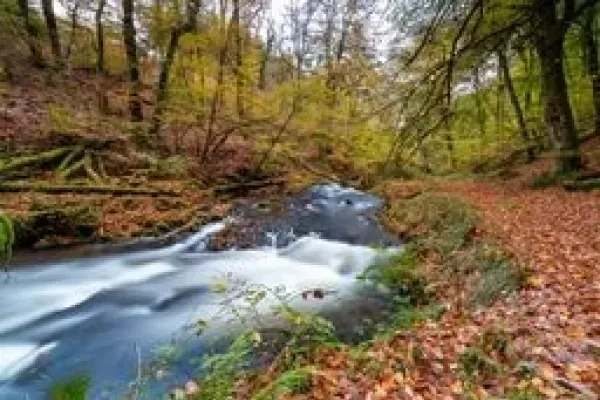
[0,184,397,399]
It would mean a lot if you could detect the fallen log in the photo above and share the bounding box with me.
[563,178,600,191]
[0,147,75,176]
[0,182,180,196]
[214,178,286,195]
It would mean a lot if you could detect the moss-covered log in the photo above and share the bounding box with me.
[0,147,75,176]
[563,178,600,191]
[0,182,180,196]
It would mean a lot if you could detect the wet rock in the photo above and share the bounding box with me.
[185,380,200,396]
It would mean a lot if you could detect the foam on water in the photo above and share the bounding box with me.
[0,342,57,381]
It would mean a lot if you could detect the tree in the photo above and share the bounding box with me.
[17,0,44,66]
[41,0,61,60]
[582,4,600,135]
[531,0,584,172]
[149,0,200,137]
[63,0,82,60]
[96,0,106,74]
[122,0,143,122]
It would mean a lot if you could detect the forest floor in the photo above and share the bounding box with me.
[0,68,296,250]
[272,160,600,399]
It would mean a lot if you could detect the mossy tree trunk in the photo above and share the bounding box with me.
[149,0,199,137]
[582,4,600,136]
[122,0,143,123]
[533,0,582,173]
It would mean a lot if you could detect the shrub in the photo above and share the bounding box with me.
[384,193,478,256]
[359,246,428,305]
[195,331,259,400]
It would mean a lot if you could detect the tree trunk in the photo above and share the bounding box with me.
[65,2,81,60]
[149,28,182,137]
[534,2,582,173]
[497,48,535,162]
[96,0,106,74]
[232,0,244,118]
[258,27,274,90]
[149,0,199,137]
[17,0,44,66]
[582,5,600,135]
[95,0,108,113]
[41,0,61,61]
[122,0,143,123]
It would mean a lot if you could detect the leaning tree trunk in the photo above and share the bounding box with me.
[149,28,183,137]
[17,0,44,66]
[497,48,535,162]
[582,5,600,136]
[534,3,582,173]
[149,0,199,137]
[41,0,61,61]
[122,0,143,123]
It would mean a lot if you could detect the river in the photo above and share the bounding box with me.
[0,184,397,399]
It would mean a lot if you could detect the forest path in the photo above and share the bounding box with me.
[419,179,600,398]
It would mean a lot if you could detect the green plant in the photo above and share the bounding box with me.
[195,331,260,400]
[0,213,14,264]
[359,246,428,305]
[250,366,314,400]
[472,246,528,307]
[276,305,338,358]
[385,193,478,256]
[458,346,502,384]
[49,374,90,400]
